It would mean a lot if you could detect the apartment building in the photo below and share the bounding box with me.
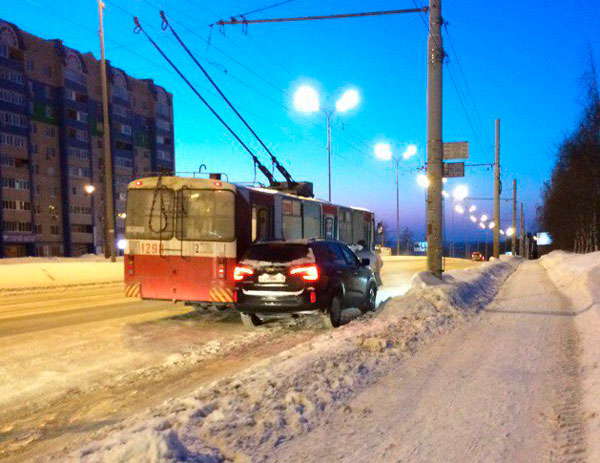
[0,19,175,257]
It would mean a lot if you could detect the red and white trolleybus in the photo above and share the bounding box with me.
[124,175,374,308]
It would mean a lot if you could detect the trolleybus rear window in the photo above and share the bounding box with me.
[125,188,175,240]
[177,189,234,242]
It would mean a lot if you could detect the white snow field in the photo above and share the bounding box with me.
[540,251,600,462]
[41,258,519,463]
[0,255,122,292]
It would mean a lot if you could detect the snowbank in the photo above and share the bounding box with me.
[53,258,518,463]
[540,250,600,461]
[0,255,123,292]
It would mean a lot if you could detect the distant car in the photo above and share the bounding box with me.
[233,239,378,328]
[471,251,485,261]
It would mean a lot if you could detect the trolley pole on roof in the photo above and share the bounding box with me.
[426,0,444,278]
[98,0,116,262]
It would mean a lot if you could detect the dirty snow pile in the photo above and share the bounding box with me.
[50,258,518,463]
[540,250,600,461]
[0,255,122,292]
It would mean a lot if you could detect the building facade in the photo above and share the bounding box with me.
[0,19,175,257]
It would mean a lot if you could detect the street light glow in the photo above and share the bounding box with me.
[84,184,96,194]
[335,89,359,113]
[454,204,465,214]
[417,173,430,188]
[442,190,449,198]
[480,214,489,222]
[488,221,495,229]
[500,229,505,235]
[374,142,392,161]
[479,222,486,229]
[470,215,477,222]
[293,85,320,113]
[469,205,476,213]
[117,239,127,250]
[506,227,515,236]
[402,144,418,159]
[453,184,469,201]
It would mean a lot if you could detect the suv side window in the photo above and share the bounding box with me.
[340,243,360,267]
[326,242,347,267]
[310,243,329,264]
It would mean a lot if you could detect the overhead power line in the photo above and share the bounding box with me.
[133,16,276,185]
[214,7,428,27]
[160,10,296,185]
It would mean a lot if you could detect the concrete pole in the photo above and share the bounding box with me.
[395,157,400,256]
[493,119,500,258]
[426,0,444,278]
[326,110,332,202]
[512,179,517,254]
[98,0,116,262]
[519,202,525,257]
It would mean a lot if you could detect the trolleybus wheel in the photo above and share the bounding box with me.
[240,313,263,328]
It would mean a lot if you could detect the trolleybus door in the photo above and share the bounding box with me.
[252,205,272,241]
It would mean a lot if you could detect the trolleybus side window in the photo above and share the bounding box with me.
[177,189,234,242]
[125,188,175,240]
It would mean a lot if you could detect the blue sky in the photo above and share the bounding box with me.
[3,0,599,241]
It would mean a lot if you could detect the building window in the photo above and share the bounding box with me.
[120,123,132,135]
[68,146,90,161]
[0,88,26,106]
[43,64,53,77]
[0,155,15,167]
[157,150,171,162]
[0,67,25,84]
[25,59,34,71]
[44,86,51,99]
[45,126,56,137]
[50,225,60,235]
[44,106,53,118]
[0,110,28,128]
[115,156,133,168]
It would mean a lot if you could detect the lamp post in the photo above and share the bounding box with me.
[293,85,359,202]
[84,184,97,254]
[374,143,417,255]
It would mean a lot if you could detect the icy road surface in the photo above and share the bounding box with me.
[0,256,478,461]
[271,260,586,463]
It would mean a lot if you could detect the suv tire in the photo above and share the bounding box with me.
[240,313,262,328]
[322,294,344,329]
[361,281,377,313]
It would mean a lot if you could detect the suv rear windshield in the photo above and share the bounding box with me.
[242,243,311,265]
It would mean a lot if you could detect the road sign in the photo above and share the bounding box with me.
[443,162,465,178]
[443,141,469,160]
[414,241,428,253]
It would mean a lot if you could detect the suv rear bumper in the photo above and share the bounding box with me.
[235,289,324,315]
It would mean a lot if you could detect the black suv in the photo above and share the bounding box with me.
[233,239,378,328]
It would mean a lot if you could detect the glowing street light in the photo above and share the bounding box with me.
[480,214,489,222]
[84,184,96,195]
[479,222,486,229]
[417,173,430,188]
[488,221,495,229]
[293,84,360,201]
[454,204,465,214]
[374,142,393,161]
[442,190,449,199]
[506,227,515,237]
[469,205,477,213]
[402,144,418,160]
[470,215,477,223]
[453,184,469,201]
[500,229,505,235]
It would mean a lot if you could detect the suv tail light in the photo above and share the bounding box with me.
[233,265,254,281]
[289,264,319,281]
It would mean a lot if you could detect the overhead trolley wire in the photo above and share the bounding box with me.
[133,16,276,185]
[160,10,296,185]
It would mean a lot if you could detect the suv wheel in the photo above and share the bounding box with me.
[240,313,262,328]
[362,282,377,313]
[322,294,344,329]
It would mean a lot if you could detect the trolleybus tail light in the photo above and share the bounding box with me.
[134,180,143,186]
[309,291,317,303]
[233,291,238,303]
[289,264,319,281]
[217,264,225,279]
[233,265,254,281]
[127,255,135,275]
[214,181,222,187]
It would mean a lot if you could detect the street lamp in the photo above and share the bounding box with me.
[453,184,469,202]
[293,84,360,202]
[84,184,96,195]
[468,205,476,213]
[374,142,417,255]
[417,173,430,188]
[480,214,489,222]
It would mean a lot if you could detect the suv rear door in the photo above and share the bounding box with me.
[325,242,360,307]
[338,243,369,306]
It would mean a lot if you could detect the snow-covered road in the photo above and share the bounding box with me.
[271,260,586,462]
[0,256,480,461]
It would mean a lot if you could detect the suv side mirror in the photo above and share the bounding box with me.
[361,258,370,267]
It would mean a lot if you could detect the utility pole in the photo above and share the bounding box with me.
[426,0,444,278]
[395,157,400,256]
[326,110,332,202]
[519,202,525,258]
[493,119,500,259]
[512,179,517,255]
[98,0,115,262]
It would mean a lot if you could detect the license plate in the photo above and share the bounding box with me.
[258,273,286,283]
